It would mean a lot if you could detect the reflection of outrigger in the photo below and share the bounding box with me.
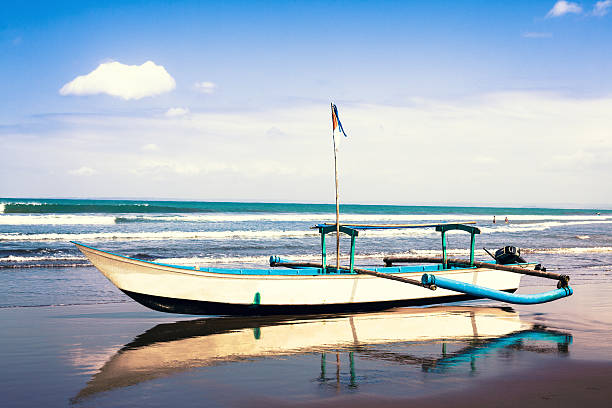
[319,327,572,388]
[71,306,572,401]
[74,222,572,316]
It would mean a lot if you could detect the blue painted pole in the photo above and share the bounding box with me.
[441,230,447,269]
[421,274,573,305]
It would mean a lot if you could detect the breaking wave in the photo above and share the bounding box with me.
[4,247,611,269]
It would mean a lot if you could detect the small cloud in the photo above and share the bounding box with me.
[60,61,176,100]
[69,166,98,176]
[522,32,553,38]
[131,159,202,177]
[266,126,287,138]
[165,107,190,117]
[194,81,217,94]
[142,143,160,151]
[593,0,612,16]
[546,1,583,17]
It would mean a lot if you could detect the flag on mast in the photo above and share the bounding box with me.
[331,103,348,138]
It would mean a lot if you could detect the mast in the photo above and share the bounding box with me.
[332,111,340,270]
[331,102,347,270]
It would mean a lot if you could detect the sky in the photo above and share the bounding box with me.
[1,1,611,208]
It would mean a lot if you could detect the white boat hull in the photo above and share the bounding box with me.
[75,243,523,315]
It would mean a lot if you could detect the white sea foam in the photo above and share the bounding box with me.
[522,247,612,254]
[115,213,612,223]
[2,218,611,241]
[0,214,116,225]
[576,235,590,240]
[0,255,85,262]
[0,210,609,226]
[0,230,320,241]
[3,247,609,268]
[478,220,612,234]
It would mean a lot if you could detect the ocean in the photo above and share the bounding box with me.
[1,198,610,308]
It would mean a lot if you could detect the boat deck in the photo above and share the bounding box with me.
[73,241,499,276]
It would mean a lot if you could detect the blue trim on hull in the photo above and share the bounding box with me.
[121,289,518,316]
[73,241,478,276]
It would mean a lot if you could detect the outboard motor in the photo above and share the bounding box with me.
[494,246,526,265]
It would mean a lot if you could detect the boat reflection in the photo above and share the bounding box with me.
[73,306,572,402]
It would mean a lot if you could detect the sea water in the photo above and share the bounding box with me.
[1,198,610,308]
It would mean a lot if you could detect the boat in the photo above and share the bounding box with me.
[72,306,572,402]
[73,105,572,315]
[72,221,573,315]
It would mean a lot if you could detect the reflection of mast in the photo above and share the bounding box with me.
[318,352,357,389]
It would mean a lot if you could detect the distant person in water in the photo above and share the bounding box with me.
[493,216,496,224]
[505,217,509,223]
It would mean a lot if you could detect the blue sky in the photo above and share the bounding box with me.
[1,1,611,207]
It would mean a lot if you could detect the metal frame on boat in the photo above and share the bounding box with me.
[73,221,572,316]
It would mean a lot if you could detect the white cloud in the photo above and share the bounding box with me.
[60,61,176,100]
[165,107,190,117]
[521,32,553,38]
[473,156,499,165]
[546,1,583,17]
[132,159,202,176]
[4,93,612,206]
[194,81,217,94]
[142,143,160,151]
[593,0,612,16]
[69,166,98,176]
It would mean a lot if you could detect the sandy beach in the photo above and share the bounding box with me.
[2,281,611,407]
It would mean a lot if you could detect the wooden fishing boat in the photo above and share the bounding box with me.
[73,222,573,315]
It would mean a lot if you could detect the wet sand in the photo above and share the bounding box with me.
[278,360,612,408]
[2,282,612,407]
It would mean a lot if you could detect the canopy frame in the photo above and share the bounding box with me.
[314,222,481,273]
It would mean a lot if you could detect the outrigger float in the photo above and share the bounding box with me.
[72,221,573,316]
